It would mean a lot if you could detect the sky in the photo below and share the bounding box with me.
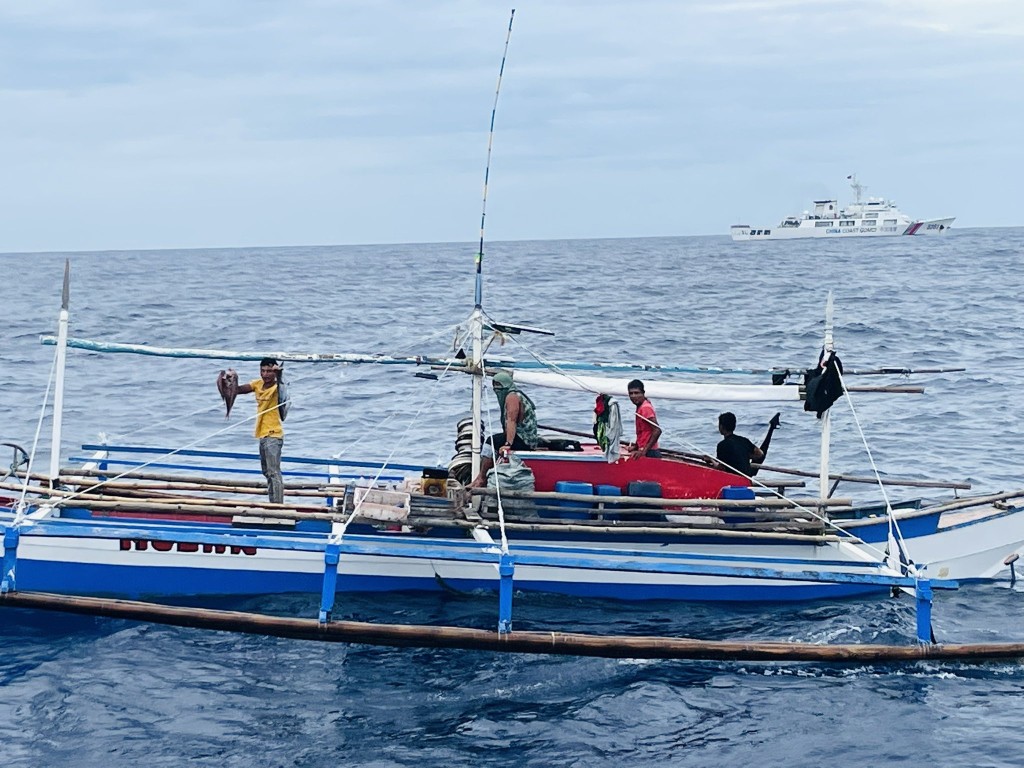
[1,0,1021,252]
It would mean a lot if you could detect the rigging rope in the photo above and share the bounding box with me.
[13,351,58,523]
[833,365,914,574]
[477,362,510,553]
[106,320,468,446]
[332,357,461,543]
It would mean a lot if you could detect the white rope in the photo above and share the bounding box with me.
[13,352,58,523]
[479,363,510,553]
[45,396,284,508]
[331,357,460,544]
[105,320,467,444]
[32,317,470,510]
[834,365,914,573]
[329,412,399,462]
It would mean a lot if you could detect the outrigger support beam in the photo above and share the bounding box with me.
[1,527,19,594]
[915,578,935,644]
[319,541,341,624]
[497,552,515,634]
[1006,553,1020,588]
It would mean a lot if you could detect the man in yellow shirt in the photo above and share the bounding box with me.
[236,357,286,503]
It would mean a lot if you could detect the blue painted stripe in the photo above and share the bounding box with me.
[506,540,883,569]
[11,559,888,602]
[509,550,956,589]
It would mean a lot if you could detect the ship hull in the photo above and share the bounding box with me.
[731,217,954,241]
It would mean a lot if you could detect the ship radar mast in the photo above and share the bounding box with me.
[849,174,866,205]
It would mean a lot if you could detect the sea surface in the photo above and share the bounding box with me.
[2,229,1024,767]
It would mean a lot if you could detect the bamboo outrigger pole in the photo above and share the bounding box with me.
[5,590,1024,663]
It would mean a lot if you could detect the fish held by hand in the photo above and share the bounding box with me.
[217,369,239,417]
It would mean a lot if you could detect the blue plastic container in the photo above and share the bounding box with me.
[719,485,756,524]
[594,484,621,521]
[548,480,593,520]
[626,480,664,522]
[720,485,756,500]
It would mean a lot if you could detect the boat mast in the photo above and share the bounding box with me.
[49,260,71,484]
[819,291,834,500]
[470,10,515,480]
[849,174,864,205]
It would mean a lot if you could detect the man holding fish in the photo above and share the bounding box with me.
[217,358,289,504]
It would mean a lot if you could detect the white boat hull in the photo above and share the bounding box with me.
[4,501,1022,603]
[731,217,955,241]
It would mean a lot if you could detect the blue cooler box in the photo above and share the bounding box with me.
[719,485,756,524]
[548,480,594,520]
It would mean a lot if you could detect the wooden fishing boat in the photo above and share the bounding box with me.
[2,261,1023,652]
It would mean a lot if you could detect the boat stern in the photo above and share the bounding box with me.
[730,224,751,241]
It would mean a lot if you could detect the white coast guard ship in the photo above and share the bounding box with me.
[731,176,955,241]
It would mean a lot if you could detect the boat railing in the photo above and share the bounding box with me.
[0,443,462,531]
[77,442,417,483]
[473,486,847,538]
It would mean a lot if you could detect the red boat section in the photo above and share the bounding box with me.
[519,444,747,498]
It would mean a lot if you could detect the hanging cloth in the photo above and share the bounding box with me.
[593,393,623,463]
[804,350,844,418]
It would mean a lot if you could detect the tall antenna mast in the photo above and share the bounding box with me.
[475,8,516,311]
[470,9,516,482]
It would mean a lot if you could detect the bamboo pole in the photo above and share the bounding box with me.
[8,591,1021,662]
[473,486,852,508]
[2,481,465,528]
[1,480,332,513]
[844,385,924,394]
[481,512,827,533]
[754,464,972,490]
[909,490,1024,516]
[59,497,340,522]
[493,505,850,522]
[476,519,839,541]
[69,478,346,500]
[5,480,838,539]
[23,469,350,493]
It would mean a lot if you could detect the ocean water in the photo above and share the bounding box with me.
[2,229,1024,766]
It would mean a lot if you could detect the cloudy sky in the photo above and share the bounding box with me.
[1,1,1021,252]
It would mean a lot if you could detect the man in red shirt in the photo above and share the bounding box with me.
[626,379,662,459]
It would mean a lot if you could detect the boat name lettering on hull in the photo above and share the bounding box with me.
[119,539,257,556]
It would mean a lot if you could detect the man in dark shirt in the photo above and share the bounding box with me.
[714,411,764,477]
